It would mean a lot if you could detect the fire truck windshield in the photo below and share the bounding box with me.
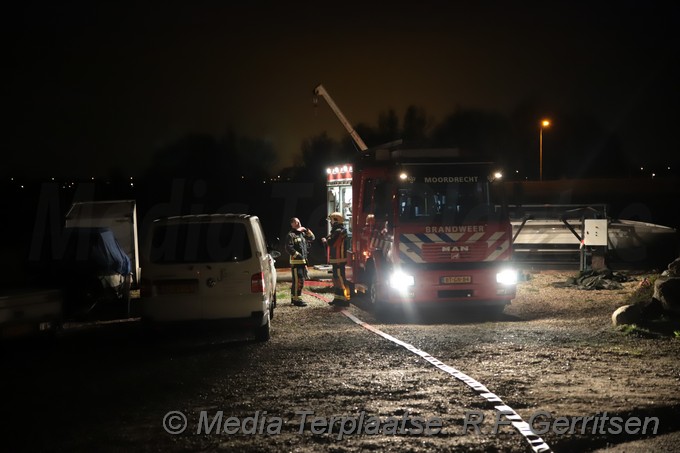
[398,179,500,224]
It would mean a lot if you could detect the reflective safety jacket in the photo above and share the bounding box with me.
[286,228,315,265]
[325,221,347,264]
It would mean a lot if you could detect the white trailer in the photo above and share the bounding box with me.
[65,200,140,287]
[0,201,141,339]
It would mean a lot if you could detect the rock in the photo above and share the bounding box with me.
[653,277,680,314]
[612,304,642,326]
[638,297,664,319]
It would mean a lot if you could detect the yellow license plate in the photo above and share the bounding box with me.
[440,276,472,284]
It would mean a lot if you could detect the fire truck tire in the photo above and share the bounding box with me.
[369,274,386,310]
[489,304,507,319]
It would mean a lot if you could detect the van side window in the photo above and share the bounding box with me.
[150,223,252,263]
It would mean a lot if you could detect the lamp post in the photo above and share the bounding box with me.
[539,119,550,181]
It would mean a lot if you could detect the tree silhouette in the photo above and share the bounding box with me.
[295,99,630,181]
[377,109,400,143]
[135,130,279,210]
[402,105,430,142]
[141,130,277,183]
[432,108,511,163]
[299,132,353,181]
[234,135,278,180]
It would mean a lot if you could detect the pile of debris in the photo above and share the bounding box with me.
[552,268,629,290]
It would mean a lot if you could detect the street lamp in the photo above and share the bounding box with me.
[539,119,550,181]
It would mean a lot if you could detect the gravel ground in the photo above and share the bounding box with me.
[1,269,679,452]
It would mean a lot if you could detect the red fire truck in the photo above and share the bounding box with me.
[316,85,517,309]
[326,147,516,309]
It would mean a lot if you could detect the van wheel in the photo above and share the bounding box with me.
[255,315,271,342]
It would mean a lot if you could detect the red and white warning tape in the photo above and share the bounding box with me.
[299,288,552,452]
[340,309,553,453]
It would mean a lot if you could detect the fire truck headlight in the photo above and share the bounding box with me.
[389,270,415,292]
[496,269,518,285]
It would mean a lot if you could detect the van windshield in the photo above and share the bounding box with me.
[150,222,252,263]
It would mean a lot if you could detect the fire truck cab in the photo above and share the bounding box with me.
[327,143,517,309]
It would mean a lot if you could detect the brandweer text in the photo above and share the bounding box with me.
[425,225,485,233]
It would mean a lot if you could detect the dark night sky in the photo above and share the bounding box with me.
[3,1,679,178]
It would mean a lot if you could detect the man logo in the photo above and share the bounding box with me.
[441,246,469,253]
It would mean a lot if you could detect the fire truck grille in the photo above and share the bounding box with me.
[422,243,488,262]
[398,233,511,264]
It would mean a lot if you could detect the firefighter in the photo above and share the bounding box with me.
[321,212,350,307]
[285,217,315,307]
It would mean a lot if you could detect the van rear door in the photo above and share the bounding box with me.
[147,220,256,320]
[193,220,260,319]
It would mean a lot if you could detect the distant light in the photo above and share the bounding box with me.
[130,183,134,187]
[668,167,671,170]
[20,185,24,189]
[91,177,95,180]
[640,167,644,171]
[541,119,551,128]
[652,173,656,178]
[515,170,519,174]
[326,168,331,174]
[399,173,408,180]
[341,165,348,173]
[51,177,55,181]
[494,172,503,180]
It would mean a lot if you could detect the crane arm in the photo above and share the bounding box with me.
[313,84,368,152]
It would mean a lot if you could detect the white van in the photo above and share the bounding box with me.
[140,214,279,341]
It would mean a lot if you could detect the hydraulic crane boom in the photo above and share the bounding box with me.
[313,84,368,152]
